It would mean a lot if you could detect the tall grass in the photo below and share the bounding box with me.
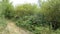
[0,17,7,32]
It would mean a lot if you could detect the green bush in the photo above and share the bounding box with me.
[0,17,7,32]
[15,15,43,34]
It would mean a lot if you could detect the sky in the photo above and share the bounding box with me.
[10,0,39,6]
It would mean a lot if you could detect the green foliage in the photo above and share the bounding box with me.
[4,4,14,19]
[0,17,7,32]
[14,4,38,17]
[15,15,41,34]
[0,0,8,32]
[15,14,47,34]
[40,0,60,30]
[0,0,14,19]
[1,0,60,34]
[40,0,60,21]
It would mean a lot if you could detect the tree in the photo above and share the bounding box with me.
[1,0,14,19]
[0,0,8,32]
[14,4,38,18]
[40,0,60,30]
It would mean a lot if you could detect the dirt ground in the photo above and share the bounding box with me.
[1,21,33,34]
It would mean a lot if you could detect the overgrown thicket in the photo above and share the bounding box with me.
[0,0,8,32]
[1,0,60,34]
[40,0,60,30]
